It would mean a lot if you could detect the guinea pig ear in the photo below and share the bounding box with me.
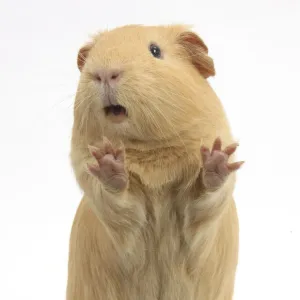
[178,31,215,78]
[77,42,94,71]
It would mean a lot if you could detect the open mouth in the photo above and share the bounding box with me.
[104,105,127,117]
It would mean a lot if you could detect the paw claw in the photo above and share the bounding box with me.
[88,145,106,161]
[227,161,245,171]
[223,143,239,156]
[200,145,210,162]
[212,137,222,152]
[88,144,98,153]
[87,163,101,176]
[115,147,125,162]
[102,136,110,144]
[102,136,114,152]
[88,145,101,158]
[200,145,209,152]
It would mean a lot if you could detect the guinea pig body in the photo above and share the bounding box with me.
[67,24,242,300]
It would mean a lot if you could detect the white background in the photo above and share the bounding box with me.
[0,0,299,299]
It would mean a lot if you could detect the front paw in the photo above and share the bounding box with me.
[87,137,128,192]
[200,137,244,191]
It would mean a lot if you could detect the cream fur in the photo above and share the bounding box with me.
[66,24,239,300]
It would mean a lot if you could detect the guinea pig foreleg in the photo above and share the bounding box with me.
[184,138,243,237]
[73,137,146,248]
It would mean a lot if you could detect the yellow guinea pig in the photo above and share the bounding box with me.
[67,24,243,300]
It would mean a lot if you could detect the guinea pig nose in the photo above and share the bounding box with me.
[96,69,122,86]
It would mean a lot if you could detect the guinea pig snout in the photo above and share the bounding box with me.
[95,69,122,87]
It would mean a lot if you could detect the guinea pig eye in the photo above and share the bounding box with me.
[149,43,162,59]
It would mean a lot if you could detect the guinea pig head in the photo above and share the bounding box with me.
[74,25,216,144]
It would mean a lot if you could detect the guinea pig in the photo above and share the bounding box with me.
[66,24,243,300]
